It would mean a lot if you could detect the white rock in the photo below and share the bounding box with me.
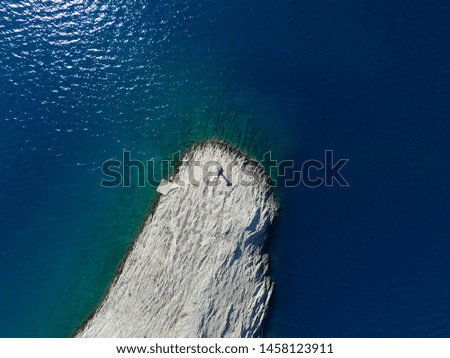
[76,140,278,338]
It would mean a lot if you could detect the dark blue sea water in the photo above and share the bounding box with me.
[0,0,449,337]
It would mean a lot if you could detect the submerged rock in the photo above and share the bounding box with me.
[76,140,278,338]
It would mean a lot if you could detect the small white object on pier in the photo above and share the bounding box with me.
[157,179,180,196]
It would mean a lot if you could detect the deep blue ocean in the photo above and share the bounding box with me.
[0,0,449,337]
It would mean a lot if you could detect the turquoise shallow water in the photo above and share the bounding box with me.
[1,0,450,337]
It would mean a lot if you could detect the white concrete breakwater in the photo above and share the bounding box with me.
[76,139,279,338]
